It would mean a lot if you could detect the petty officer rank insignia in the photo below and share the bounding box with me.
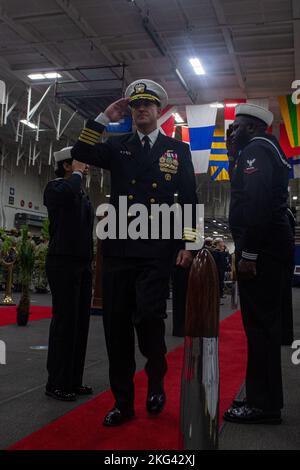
[244,158,258,175]
[159,150,179,181]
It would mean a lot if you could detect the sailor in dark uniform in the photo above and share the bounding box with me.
[71,79,198,426]
[281,206,296,345]
[44,148,94,401]
[224,104,294,424]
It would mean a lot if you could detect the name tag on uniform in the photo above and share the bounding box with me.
[120,150,132,156]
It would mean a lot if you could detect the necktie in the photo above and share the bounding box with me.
[142,135,151,156]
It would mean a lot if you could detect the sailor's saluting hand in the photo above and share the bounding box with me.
[104,97,130,122]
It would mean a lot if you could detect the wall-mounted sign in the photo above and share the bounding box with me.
[10,187,15,196]
[20,200,25,207]
[28,202,32,209]
[9,196,14,205]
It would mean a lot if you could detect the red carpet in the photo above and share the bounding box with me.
[0,306,52,326]
[9,311,246,450]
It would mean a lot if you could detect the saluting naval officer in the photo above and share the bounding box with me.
[44,148,94,401]
[71,79,198,426]
[224,104,294,424]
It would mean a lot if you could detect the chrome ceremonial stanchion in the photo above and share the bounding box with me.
[179,248,220,450]
[0,247,17,306]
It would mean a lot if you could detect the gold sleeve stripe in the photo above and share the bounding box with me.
[183,231,198,236]
[79,134,97,144]
[81,132,100,142]
[79,136,96,146]
[83,127,102,137]
[81,132,99,143]
[182,235,197,242]
[81,128,100,137]
[183,233,197,238]
[183,226,200,242]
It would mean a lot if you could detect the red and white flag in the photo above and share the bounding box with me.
[174,125,190,143]
[158,105,176,137]
[224,99,246,138]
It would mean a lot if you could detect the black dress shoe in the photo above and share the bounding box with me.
[45,388,77,402]
[146,391,166,414]
[103,407,134,427]
[74,385,93,395]
[223,405,282,424]
[232,397,247,408]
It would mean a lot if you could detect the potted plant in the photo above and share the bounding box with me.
[33,219,49,293]
[0,231,17,305]
[34,237,48,293]
[16,225,35,326]
[41,218,49,241]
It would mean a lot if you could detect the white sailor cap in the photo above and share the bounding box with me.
[125,79,168,109]
[235,103,274,127]
[53,146,73,163]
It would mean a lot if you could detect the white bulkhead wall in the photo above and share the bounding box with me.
[0,162,49,230]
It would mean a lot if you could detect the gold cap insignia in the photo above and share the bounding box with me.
[134,83,146,94]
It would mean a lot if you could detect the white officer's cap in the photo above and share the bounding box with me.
[235,103,274,127]
[53,146,73,162]
[125,79,168,109]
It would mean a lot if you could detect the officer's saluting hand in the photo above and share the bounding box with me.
[104,97,130,122]
[72,159,88,175]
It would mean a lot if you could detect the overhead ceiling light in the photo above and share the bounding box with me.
[44,72,62,79]
[189,58,206,75]
[213,219,217,223]
[225,103,238,107]
[210,102,224,108]
[218,223,222,226]
[20,119,38,129]
[213,231,218,235]
[105,194,111,198]
[174,113,184,123]
[28,72,62,80]
[28,74,45,80]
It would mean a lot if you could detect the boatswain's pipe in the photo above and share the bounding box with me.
[179,248,220,450]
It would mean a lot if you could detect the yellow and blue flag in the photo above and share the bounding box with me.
[209,129,229,181]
